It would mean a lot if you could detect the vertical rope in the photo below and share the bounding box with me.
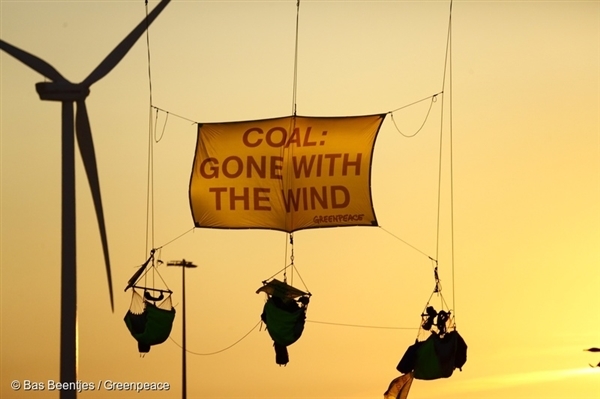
[289,233,295,286]
[435,110,445,260]
[435,0,455,320]
[291,0,301,116]
[145,0,153,110]
[283,234,289,283]
[282,1,302,264]
[447,0,456,325]
[144,0,154,255]
[144,0,156,287]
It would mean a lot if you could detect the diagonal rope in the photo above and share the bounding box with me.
[389,91,443,114]
[155,227,196,250]
[262,261,311,294]
[152,105,197,124]
[378,226,436,262]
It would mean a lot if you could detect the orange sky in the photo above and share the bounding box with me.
[1,1,599,398]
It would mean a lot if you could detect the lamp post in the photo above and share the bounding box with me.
[167,259,197,399]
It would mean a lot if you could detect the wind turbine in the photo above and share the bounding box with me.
[0,1,170,397]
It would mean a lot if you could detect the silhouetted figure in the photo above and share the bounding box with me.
[256,279,311,366]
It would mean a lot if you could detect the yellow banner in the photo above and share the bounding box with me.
[189,114,385,232]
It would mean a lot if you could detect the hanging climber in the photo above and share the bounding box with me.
[257,279,310,365]
[124,289,176,353]
[123,251,176,354]
[396,306,467,380]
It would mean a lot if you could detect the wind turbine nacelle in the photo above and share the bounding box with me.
[35,82,90,101]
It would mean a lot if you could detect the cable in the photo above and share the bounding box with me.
[168,316,418,357]
[262,262,311,294]
[389,91,442,113]
[143,0,156,290]
[149,91,441,131]
[434,0,454,279]
[169,320,262,356]
[307,320,418,330]
[378,226,436,262]
[291,0,301,116]
[152,106,197,125]
[389,94,438,138]
[154,109,168,143]
[437,0,456,324]
[448,0,457,326]
[153,227,196,250]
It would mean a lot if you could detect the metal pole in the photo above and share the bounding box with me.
[167,259,197,399]
[60,101,77,399]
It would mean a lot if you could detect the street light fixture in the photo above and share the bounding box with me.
[167,259,197,399]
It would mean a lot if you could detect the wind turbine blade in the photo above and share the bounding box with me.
[0,39,66,82]
[81,0,171,87]
[75,100,115,312]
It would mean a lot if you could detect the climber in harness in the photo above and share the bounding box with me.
[395,266,468,380]
[257,279,310,366]
[123,250,176,354]
[396,305,467,380]
[123,290,176,353]
[384,266,468,399]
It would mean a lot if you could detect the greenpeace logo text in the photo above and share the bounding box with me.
[313,214,365,224]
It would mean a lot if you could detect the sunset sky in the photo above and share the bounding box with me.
[1,1,599,398]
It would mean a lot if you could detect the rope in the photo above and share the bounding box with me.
[147,92,441,131]
[288,233,295,285]
[389,94,438,138]
[283,0,302,232]
[262,262,311,294]
[153,108,168,143]
[169,320,262,356]
[435,0,452,268]
[434,109,444,262]
[293,263,310,295]
[155,227,196,250]
[168,317,417,357]
[436,0,456,324]
[291,0,301,116]
[282,233,290,283]
[144,1,156,285]
[144,0,153,108]
[132,263,171,293]
[128,249,171,293]
[388,92,443,114]
[307,320,418,330]
[448,0,457,326]
[152,106,197,125]
[378,226,436,262]
[142,1,178,291]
